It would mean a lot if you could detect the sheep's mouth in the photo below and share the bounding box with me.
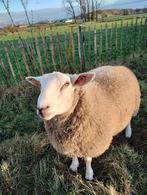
[39,113,55,121]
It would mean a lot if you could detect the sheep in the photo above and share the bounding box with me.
[26,65,141,180]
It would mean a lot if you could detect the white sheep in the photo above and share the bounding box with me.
[26,65,141,180]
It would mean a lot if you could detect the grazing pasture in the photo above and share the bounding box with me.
[0,13,147,194]
[0,54,147,194]
[0,15,147,85]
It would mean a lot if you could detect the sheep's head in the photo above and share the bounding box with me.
[26,71,95,121]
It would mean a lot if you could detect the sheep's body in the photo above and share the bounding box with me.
[44,66,141,158]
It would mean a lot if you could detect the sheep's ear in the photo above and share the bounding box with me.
[25,76,41,87]
[72,73,95,86]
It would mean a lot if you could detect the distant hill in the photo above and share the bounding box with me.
[0,8,69,28]
[93,8,147,18]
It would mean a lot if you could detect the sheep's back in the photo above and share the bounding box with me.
[89,66,141,135]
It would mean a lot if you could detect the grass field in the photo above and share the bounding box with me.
[0,13,147,41]
[0,54,147,194]
[0,14,147,85]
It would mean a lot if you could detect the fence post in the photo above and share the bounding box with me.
[0,58,10,85]
[5,47,16,82]
[94,28,97,67]
[56,32,62,70]
[115,22,118,63]
[120,20,123,61]
[70,28,75,66]
[78,26,85,71]
[35,37,44,74]
[100,25,103,64]
[144,17,147,50]
[49,33,56,70]
[105,23,108,63]
[88,27,91,64]
[133,17,138,57]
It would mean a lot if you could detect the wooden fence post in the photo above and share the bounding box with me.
[35,37,44,74]
[94,28,97,67]
[42,35,49,67]
[77,26,85,71]
[105,23,108,63]
[21,46,31,75]
[110,23,113,62]
[70,28,75,65]
[133,17,138,57]
[115,22,118,63]
[5,47,16,82]
[64,32,69,67]
[88,27,91,64]
[100,25,103,64]
[143,17,147,50]
[49,33,56,70]
[0,58,10,85]
[10,42,23,81]
[120,20,123,61]
[56,32,62,70]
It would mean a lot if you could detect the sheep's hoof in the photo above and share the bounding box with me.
[69,163,79,172]
[85,169,94,181]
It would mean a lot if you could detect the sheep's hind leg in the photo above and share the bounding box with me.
[85,157,94,180]
[69,157,79,172]
[125,121,132,138]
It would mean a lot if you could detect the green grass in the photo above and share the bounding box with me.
[0,84,43,142]
[0,13,147,41]
[0,54,147,194]
[0,18,146,85]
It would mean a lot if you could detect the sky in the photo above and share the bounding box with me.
[0,0,119,13]
[0,0,63,13]
[0,0,146,27]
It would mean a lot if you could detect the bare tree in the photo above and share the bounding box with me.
[63,0,77,22]
[75,0,88,22]
[91,0,95,20]
[95,0,103,21]
[86,0,90,21]
[63,0,103,22]
[20,0,31,25]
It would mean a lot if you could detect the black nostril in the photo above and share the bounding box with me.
[38,106,49,115]
[38,108,42,115]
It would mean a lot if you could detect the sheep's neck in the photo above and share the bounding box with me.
[44,88,89,146]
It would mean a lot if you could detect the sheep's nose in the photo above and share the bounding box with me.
[38,106,50,116]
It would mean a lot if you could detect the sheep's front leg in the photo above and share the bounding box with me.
[85,157,94,180]
[69,157,79,172]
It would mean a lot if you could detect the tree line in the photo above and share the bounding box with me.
[63,0,103,22]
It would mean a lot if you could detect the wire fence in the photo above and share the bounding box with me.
[0,17,147,86]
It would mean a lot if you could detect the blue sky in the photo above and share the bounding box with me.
[0,0,64,13]
[0,0,119,13]
[0,0,146,13]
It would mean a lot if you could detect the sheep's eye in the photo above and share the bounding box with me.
[64,82,70,87]
[60,82,70,91]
